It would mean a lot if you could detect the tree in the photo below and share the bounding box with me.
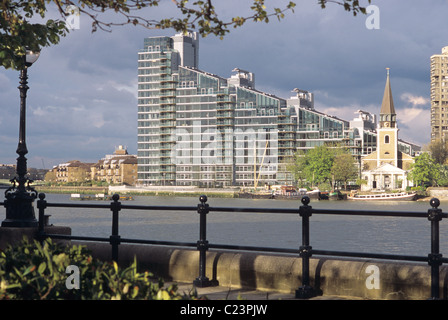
[1,0,372,69]
[304,145,335,186]
[427,138,448,165]
[408,152,439,188]
[288,144,358,188]
[331,152,358,190]
[286,150,307,186]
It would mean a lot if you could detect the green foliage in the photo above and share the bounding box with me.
[408,153,439,187]
[288,144,358,188]
[0,1,67,69]
[427,138,448,165]
[331,152,358,190]
[0,238,198,300]
[1,0,371,70]
[436,165,448,186]
[306,145,335,185]
[318,0,371,15]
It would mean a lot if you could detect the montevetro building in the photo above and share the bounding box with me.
[137,33,419,187]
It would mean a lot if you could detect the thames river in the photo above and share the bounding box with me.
[12,193,447,258]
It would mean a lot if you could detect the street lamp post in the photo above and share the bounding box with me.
[2,49,40,228]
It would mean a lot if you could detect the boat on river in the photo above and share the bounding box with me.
[272,187,324,200]
[70,193,134,201]
[238,191,274,199]
[347,191,417,201]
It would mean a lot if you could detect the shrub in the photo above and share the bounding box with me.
[0,238,198,300]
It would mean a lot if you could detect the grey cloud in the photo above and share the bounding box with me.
[0,0,446,167]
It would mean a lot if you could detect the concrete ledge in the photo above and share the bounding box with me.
[0,226,72,250]
[74,241,448,300]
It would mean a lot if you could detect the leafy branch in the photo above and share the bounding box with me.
[0,0,372,70]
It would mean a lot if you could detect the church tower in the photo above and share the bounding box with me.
[377,68,398,167]
[360,68,415,191]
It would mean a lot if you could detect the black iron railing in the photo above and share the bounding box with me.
[2,193,447,299]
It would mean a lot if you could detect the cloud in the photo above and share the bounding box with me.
[397,107,431,146]
[400,93,430,107]
[1,0,447,168]
[398,107,428,125]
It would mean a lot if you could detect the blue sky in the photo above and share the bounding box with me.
[0,0,447,169]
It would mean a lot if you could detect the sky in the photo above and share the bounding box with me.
[0,0,447,169]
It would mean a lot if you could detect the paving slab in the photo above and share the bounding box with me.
[172,282,364,300]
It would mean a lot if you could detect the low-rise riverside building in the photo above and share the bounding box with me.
[45,146,137,185]
[51,160,93,184]
[91,146,138,185]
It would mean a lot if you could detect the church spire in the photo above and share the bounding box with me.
[379,68,397,128]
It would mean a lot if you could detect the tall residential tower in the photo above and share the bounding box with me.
[430,46,448,141]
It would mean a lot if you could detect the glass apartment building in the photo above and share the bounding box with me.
[138,33,419,187]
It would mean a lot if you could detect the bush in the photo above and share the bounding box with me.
[0,238,199,300]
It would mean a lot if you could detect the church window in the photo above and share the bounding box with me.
[385,135,390,144]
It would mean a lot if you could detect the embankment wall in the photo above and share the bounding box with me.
[1,227,445,300]
[76,241,448,300]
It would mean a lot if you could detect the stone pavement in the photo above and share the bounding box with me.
[173,282,364,300]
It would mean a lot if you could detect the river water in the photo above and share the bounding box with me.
[10,193,447,258]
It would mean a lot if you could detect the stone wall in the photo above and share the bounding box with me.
[427,187,448,200]
[76,241,448,300]
[1,226,445,300]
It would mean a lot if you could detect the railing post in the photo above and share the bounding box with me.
[110,194,121,263]
[36,193,47,244]
[193,195,218,288]
[296,195,317,299]
[428,198,443,300]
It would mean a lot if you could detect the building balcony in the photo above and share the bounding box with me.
[216,120,234,126]
[160,113,176,120]
[216,104,235,111]
[216,112,233,119]
[160,120,176,128]
[159,160,174,165]
[159,91,176,98]
[160,105,176,113]
[160,128,174,135]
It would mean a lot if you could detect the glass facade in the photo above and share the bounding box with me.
[137,34,420,187]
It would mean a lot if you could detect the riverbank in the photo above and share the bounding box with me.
[35,185,109,195]
[33,185,448,202]
[35,185,239,198]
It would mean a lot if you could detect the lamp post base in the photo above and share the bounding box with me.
[2,190,38,228]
